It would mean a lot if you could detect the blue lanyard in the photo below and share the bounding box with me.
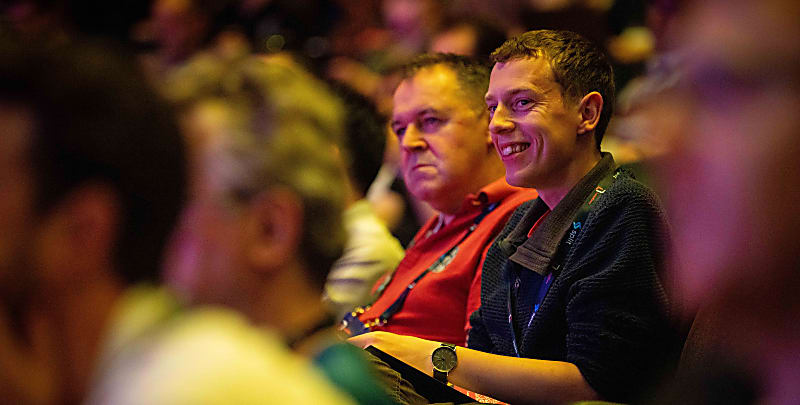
[342,202,498,336]
[508,270,553,356]
[507,169,619,357]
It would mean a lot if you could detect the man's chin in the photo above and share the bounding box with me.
[504,171,536,189]
[407,186,434,203]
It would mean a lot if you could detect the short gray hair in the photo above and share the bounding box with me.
[165,52,348,287]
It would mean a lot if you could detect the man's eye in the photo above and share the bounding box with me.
[394,127,406,137]
[487,105,497,114]
[421,117,441,131]
[514,99,533,109]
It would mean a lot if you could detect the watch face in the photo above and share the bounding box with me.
[432,346,457,371]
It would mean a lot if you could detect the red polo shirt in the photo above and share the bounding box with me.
[359,178,538,346]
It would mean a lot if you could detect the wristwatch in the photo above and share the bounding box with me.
[431,343,458,384]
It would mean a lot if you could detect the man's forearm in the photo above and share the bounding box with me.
[449,346,600,405]
[349,332,600,405]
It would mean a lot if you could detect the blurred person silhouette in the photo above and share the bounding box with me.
[0,36,354,405]
[428,17,506,62]
[139,0,251,80]
[326,0,444,113]
[0,0,151,44]
[351,30,683,404]
[598,0,687,186]
[344,53,538,347]
[148,0,235,64]
[163,51,394,405]
[379,0,443,69]
[648,0,800,403]
[323,83,405,321]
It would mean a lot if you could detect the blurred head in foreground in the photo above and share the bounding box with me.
[164,51,349,339]
[0,35,186,402]
[653,0,800,400]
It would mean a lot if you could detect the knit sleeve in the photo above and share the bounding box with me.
[466,306,493,352]
[562,180,677,402]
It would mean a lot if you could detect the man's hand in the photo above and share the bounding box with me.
[348,331,441,375]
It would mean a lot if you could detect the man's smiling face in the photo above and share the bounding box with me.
[485,57,582,189]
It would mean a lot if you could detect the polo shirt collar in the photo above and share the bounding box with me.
[464,177,525,210]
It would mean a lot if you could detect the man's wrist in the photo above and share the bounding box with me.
[431,343,458,384]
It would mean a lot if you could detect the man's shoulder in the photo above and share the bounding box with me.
[92,307,355,404]
[595,168,665,215]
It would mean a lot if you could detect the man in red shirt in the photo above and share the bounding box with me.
[349,54,537,346]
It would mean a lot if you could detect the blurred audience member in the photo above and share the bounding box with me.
[138,0,249,80]
[164,51,394,405]
[326,0,444,114]
[429,17,506,61]
[345,54,537,347]
[379,0,443,68]
[650,0,800,403]
[0,36,353,405]
[0,0,151,43]
[602,0,684,164]
[149,0,235,64]
[323,83,405,320]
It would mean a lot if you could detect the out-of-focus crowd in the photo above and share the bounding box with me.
[0,0,799,404]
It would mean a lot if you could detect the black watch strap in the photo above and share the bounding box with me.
[433,368,448,384]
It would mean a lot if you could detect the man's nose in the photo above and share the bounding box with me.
[489,105,514,135]
[400,125,427,151]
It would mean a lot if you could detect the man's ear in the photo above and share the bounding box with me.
[243,186,303,274]
[576,91,603,135]
[35,183,119,285]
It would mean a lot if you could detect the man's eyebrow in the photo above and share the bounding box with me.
[392,108,440,126]
[417,107,440,116]
[486,87,541,102]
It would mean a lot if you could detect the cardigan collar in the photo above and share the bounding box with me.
[502,152,617,275]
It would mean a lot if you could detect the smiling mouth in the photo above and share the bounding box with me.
[499,143,530,157]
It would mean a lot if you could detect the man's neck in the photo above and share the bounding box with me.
[344,176,363,208]
[537,150,602,210]
[42,276,122,403]
[251,262,330,348]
